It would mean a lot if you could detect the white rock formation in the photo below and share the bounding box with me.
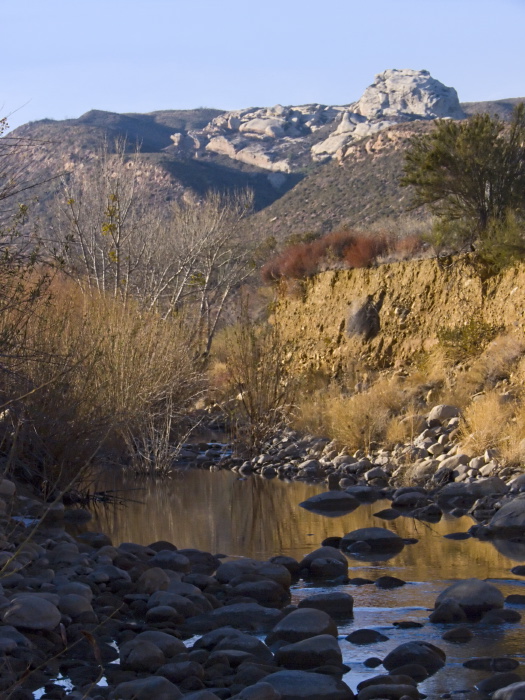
[168,69,465,171]
[354,68,465,120]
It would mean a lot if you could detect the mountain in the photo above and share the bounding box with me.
[2,69,523,242]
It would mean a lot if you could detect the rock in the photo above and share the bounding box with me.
[441,626,473,643]
[477,674,523,695]
[309,557,348,579]
[216,560,291,588]
[357,684,419,700]
[109,676,182,700]
[346,629,389,645]
[232,579,290,608]
[429,600,467,623]
[230,682,281,700]
[435,579,504,619]
[341,528,404,553]
[189,603,282,632]
[266,608,337,646]
[2,595,61,631]
[487,494,525,537]
[297,592,354,618]
[299,491,359,516]
[195,627,275,666]
[427,405,460,422]
[133,630,187,657]
[150,550,191,573]
[493,682,525,700]
[120,638,165,672]
[382,641,445,676]
[374,576,406,589]
[58,593,95,618]
[275,634,343,670]
[299,546,347,571]
[0,479,16,497]
[136,567,171,593]
[263,669,354,700]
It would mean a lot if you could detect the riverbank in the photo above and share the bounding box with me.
[3,402,525,698]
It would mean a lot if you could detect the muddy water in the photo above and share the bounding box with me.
[80,469,525,697]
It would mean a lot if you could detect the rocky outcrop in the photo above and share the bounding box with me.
[354,69,465,121]
[168,69,465,172]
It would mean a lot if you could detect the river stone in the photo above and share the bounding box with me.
[150,550,191,573]
[191,603,282,632]
[297,592,354,617]
[299,491,360,514]
[442,626,473,643]
[428,405,460,422]
[263,669,354,700]
[344,486,380,502]
[435,578,504,619]
[299,547,347,570]
[309,557,348,579]
[275,634,343,670]
[108,676,182,700]
[58,593,95,618]
[341,528,404,552]
[195,627,275,665]
[493,682,525,700]
[266,608,338,646]
[2,596,61,631]
[216,560,291,587]
[233,579,290,608]
[346,629,389,645]
[477,674,523,695]
[133,630,187,657]
[231,681,282,700]
[429,599,467,623]
[383,641,445,676]
[269,556,300,578]
[357,685,419,700]
[488,495,525,537]
[178,549,221,575]
[120,638,165,672]
[147,591,202,617]
[136,567,171,593]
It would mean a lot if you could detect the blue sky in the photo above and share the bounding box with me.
[3,0,525,131]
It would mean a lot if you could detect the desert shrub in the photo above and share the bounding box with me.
[437,316,503,363]
[261,228,395,283]
[1,276,203,489]
[220,315,295,456]
[459,391,515,456]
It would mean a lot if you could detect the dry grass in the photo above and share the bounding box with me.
[459,391,515,457]
[294,374,425,452]
[1,276,203,489]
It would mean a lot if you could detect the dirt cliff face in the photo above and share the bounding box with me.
[274,256,525,378]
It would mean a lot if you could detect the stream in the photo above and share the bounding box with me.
[71,468,525,698]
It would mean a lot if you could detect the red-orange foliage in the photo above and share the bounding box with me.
[261,228,424,284]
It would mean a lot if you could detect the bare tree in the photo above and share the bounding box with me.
[51,139,255,356]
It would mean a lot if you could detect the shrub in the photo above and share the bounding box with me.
[1,276,203,490]
[459,391,515,456]
[437,316,503,363]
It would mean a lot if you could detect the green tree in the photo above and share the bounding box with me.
[401,104,525,253]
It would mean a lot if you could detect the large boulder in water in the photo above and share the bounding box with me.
[275,634,343,670]
[263,669,354,700]
[493,682,525,700]
[341,528,404,553]
[299,491,360,516]
[435,579,504,620]
[266,608,338,646]
[487,495,525,538]
[383,641,445,676]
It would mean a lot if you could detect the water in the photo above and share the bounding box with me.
[75,468,525,697]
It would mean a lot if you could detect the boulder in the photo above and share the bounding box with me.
[299,491,360,516]
[435,579,504,619]
[263,669,354,700]
[427,404,460,422]
[383,641,445,676]
[493,682,525,700]
[297,592,354,618]
[266,608,338,646]
[2,595,61,631]
[120,638,165,672]
[109,676,182,700]
[275,634,343,670]
[341,528,404,552]
[487,495,525,537]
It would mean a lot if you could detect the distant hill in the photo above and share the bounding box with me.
[2,72,523,246]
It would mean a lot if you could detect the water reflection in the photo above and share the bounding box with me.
[81,468,523,583]
[77,469,525,697]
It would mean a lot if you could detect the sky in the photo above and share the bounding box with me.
[3,0,525,132]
